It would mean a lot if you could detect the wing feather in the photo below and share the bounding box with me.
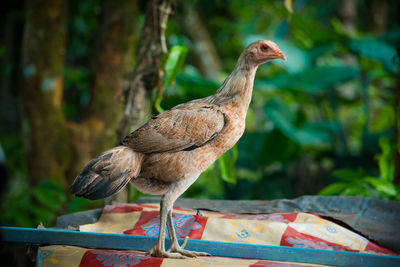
[122,103,225,153]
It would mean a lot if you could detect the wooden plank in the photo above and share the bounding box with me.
[1,226,399,267]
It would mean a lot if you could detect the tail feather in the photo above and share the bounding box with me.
[70,146,143,200]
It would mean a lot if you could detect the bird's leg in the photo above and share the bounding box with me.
[149,177,209,258]
[166,209,178,246]
[147,196,186,259]
[166,209,186,248]
[166,209,210,257]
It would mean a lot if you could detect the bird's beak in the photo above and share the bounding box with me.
[277,51,287,61]
[270,47,286,61]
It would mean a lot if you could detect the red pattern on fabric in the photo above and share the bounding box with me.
[79,250,163,267]
[123,210,207,239]
[281,226,359,252]
[365,241,398,256]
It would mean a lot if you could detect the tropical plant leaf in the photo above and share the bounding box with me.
[218,150,237,184]
[176,72,219,98]
[332,168,366,182]
[32,180,66,211]
[163,45,188,88]
[377,137,394,182]
[341,186,368,197]
[348,38,399,73]
[363,176,397,196]
[259,129,298,165]
[263,98,332,147]
[318,182,348,196]
[290,13,346,45]
[257,66,360,93]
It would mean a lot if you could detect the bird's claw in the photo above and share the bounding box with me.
[147,237,210,258]
[167,236,211,257]
[147,246,188,259]
[168,247,210,257]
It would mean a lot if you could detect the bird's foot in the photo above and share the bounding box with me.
[168,247,210,257]
[147,245,188,259]
[168,236,211,258]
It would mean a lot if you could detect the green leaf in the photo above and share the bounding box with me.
[296,122,333,147]
[332,168,366,182]
[259,129,298,165]
[30,205,56,226]
[257,66,360,94]
[163,45,188,88]
[290,13,346,45]
[318,182,348,196]
[341,186,368,197]
[218,151,237,184]
[32,180,66,211]
[231,144,238,162]
[155,46,188,113]
[264,98,296,124]
[238,132,272,168]
[348,38,399,73]
[371,106,395,133]
[299,66,360,93]
[263,98,332,147]
[377,137,394,181]
[363,176,397,196]
[154,94,164,114]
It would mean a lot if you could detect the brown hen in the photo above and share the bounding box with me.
[70,40,286,258]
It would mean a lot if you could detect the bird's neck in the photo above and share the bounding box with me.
[213,57,258,117]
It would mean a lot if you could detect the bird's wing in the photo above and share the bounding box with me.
[122,103,225,153]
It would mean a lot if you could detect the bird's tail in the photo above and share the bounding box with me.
[70,146,144,200]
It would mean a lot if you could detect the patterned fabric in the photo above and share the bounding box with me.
[39,245,327,267]
[38,203,398,267]
[122,211,206,239]
[79,250,162,267]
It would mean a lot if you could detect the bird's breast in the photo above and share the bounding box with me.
[138,110,245,183]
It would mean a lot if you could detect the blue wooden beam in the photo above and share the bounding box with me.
[1,226,399,267]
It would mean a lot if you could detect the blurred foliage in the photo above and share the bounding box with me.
[319,137,399,200]
[1,0,400,230]
[154,45,188,113]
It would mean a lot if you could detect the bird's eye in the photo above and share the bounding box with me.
[261,44,269,51]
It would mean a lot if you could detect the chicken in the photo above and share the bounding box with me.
[70,40,286,258]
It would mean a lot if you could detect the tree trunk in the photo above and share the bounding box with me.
[116,0,172,141]
[21,0,139,188]
[86,0,137,154]
[66,0,138,182]
[179,1,223,80]
[21,0,68,187]
[370,0,388,33]
[339,0,356,34]
[110,0,172,204]
[1,9,24,131]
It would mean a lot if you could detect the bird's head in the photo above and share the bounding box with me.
[243,40,286,66]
